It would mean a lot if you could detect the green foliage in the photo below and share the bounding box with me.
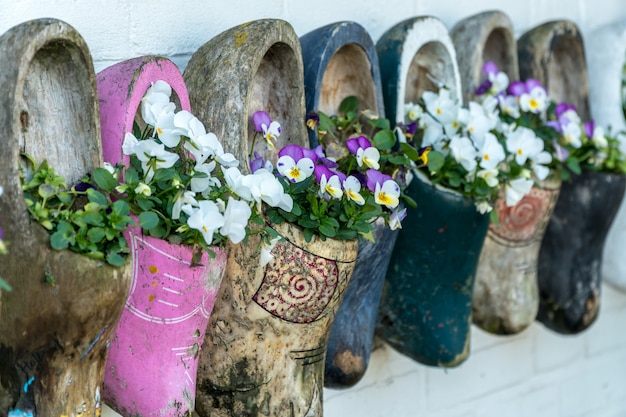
[20,156,133,267]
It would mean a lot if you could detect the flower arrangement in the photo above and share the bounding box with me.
[475,61,626,181]
[20,155,134,267]
[398,79,546,217]
[95,80,291,262]
[248,98,406,244]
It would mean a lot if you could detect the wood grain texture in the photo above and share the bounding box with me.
[450,10,519,105]
[184,19,308,174]
[0,18,131,415]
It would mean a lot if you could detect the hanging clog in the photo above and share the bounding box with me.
[184,19,358,416]
[519,20,626,333]
[0,19,131,415]
[300,20,394,389]
[97,56,229,417]
[376,16,488,367]
[451,10,562,335]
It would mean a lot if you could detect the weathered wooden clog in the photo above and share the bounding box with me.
[519,20,626,333]
[452,10,560,335]
[450,10,519,105]
[184,19,307,174]
[300,20,393,389]
[185,19,357,416]
[376,17,488,367]
[0,19,131,415]
[587,22,626,293]
[97,56,229,417]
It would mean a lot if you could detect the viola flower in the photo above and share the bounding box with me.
[519,83,548,114]
[389,206,407,230]
[172,190,198,220]
[247,169,293,212]
[306,112,320,130]
[478,132,505,170]
[498,95,521,118]
[529,150,552,181]
[505,177,534,207]
[133,139,180,182]
[252,111,281,149]
[506,127,542,165]
[481,61,509,96]
[122,132,140,156]
[249,151,273,173]
[561,121,583,148]
[477,168,499,187]
[417,146,431,165]
[374,180,401,209]
[422,88,458,125]
[220,197,252,244]
[276,145,314,183]
[449,135,478,172]
[553,140,570,162]
[318,174,343,200]
[183,200,225,245]
[366,169,392,193]
[134,183,152,196]
[405,102,423,122]
[587,123,608,148]
[346,136,380,170]
[343,176,365,205]
[190,162,219,194]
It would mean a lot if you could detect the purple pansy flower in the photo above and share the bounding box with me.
[249,151,266,173]
[252,111,272,133]
[507,80,527,97]
[314,164,345,184]
[313,145,338,168]
[346,136,373,155]
[584,120,595,138]
[278,144,305,161]
[365,169,392,193]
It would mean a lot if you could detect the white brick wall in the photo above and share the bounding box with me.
[2,1,626,415]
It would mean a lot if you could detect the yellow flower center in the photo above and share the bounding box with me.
[517,149,523,156]
[289,167,301,179]
[202,225,208,233]
[157,127,163,135]
[529,98,539,109]
[377,192,392,205]
[484,154,490,161]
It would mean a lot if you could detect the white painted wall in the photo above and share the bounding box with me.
[2,1,626,416]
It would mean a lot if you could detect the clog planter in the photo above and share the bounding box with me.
[0,19,131,415]
[451,10,562,335]
[375,16,488,367]
[185,19,358,415]
[300,21,395,389]
[96,56,228,416]
[519,20,626,333]
[587,22,626,293]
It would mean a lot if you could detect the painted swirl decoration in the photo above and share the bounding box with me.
[253,241,339,323]
[490,187,555,243]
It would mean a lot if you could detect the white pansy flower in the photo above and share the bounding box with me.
[477,169,499,187]
[220,197,252,244]
[449,135,478,173]
[478,132,505,170]
[184,200,225,246]
[505,177,534,207]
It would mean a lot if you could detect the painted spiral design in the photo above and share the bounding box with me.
[490,187,554,243]
[253,242,339,323]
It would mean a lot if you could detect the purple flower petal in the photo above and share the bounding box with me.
[252,111,271,133]
[555,102,575,118]
[508,81,527,97]
[249,151,265,173]
[483,61,498,77]
[584,120,595,138]
[346,137,361,154]
[314,164,334,184]
[546,120,562,133]
[525,78,545,92]
[278,144,304,161]
[357,136,372,149]
[366,169,391,192]
[301,146,319,163]
[475,80,492,95]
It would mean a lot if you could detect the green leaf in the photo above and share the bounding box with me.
[50,221,75,250]
[427,151,445,172]
[372,130,396,151]
[318,112,335,134]
[112,199,131,216]
[566,157,582,175]
[303,228,315,243]
[106,252,126,267]
[153,168,176,183]
[87,188,108,206]
[139,211,159,230]
[318,223,337,238]
[82,211,104,226]
[368,117,390,131]
[400,143,419,161]
[339,96,359,114]
[125,167,139,184]
[87,227,106,243]
[93,168,118,192]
